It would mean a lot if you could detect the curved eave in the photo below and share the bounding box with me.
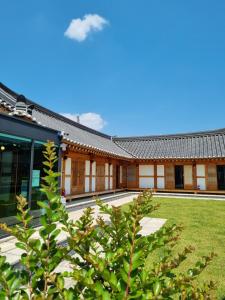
[63,138,132,160]
[135,156,225,161]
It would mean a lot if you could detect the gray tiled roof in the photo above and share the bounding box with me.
[0,83,132,158]
[1,82,225,160]
[32,110,132,157]
[113,131,225,159]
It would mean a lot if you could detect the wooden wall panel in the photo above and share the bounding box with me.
[113,165,116,190]
[156,165,165,189]
[207,164,217,190]
[71,160,85,194]
[165,165,175,189]
[127,165,137,188]
[122,166,127,188]
[96,163,105,192]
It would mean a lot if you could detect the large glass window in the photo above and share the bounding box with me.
[31,141,59,210]
[31,142,46,210]
[0,133,59,223]
[0,133,31,219]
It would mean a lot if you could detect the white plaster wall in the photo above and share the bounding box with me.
[92,178,96,192]
[184,165,193,185]
[196,164,205,177]
[65,177,71,195]
[157,165,164,176]
[92,161,96,176]
[157,177,165,189]
[139,165,154,176]
[110,177,113,189]
[197,178,206,190]
[105,163,109,176]
[85,177,90,193]
[110,164,113,176]
[85,160,90,176]
[139,177,154,188]
[105,177,109,190]
[65,158,71,175]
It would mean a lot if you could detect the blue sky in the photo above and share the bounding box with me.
[1,0,225,136]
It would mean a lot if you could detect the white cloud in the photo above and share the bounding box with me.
[64,14,108,42]
[61,112,107,131]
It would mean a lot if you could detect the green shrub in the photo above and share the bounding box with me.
[0,142,216,299]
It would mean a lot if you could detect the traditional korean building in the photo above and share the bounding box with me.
[1,82,225,220]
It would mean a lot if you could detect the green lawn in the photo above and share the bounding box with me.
[130,197,225,299]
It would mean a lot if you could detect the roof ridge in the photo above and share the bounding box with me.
[0,82,111,140]
[113,128,225,141]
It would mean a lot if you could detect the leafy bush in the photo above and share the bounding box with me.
[0,142,216,299]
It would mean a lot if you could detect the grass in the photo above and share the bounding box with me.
[128,196,225,299]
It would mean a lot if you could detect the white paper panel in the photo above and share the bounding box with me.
[120,166,123,184]
[139,165,154,176]
[92,162,96,176]
[110,177,113,189]
[65,177,71,195]
[105,177,109,190]
[197,178,206,190]
[105,163,109,176]
[85,177,90,193]
[157,165,164,176]
[92,178,96,192]
[157,177,165,189]
[139,177,154,188]
[184,165,193,185]
[65,158,71,175]
[85,160,90,176]
[110,164,113,176]
[196,164,205,177]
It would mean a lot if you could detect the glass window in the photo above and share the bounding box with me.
[31,142,46,210]
[0,133,31,219]
[31,141,59,210]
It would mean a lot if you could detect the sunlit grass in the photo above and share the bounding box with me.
[124,196,225,299]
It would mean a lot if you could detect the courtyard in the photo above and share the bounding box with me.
[146,196,225,299]
[1,191,225,298]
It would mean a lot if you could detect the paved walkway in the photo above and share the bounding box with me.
[0,193,166,266]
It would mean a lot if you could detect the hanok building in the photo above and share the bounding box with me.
[1,82,225,221]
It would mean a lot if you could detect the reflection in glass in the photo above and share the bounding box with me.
[0,134,31,219]
[31,142,46,210]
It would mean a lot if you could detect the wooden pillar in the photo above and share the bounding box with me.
[61,156,65,190]
[205,164,208,191]
[154,164,157,190]
[89,160,92,192]
[207,163,217,190]
[136,164,139,189]
[193,163,197,190]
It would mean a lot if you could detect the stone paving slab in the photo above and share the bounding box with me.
[0,193,167,266]
[0,194,139,265]
[139,217,166,236]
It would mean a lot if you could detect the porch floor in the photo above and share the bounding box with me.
[128,188,225,195]
[65,189,125,201]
